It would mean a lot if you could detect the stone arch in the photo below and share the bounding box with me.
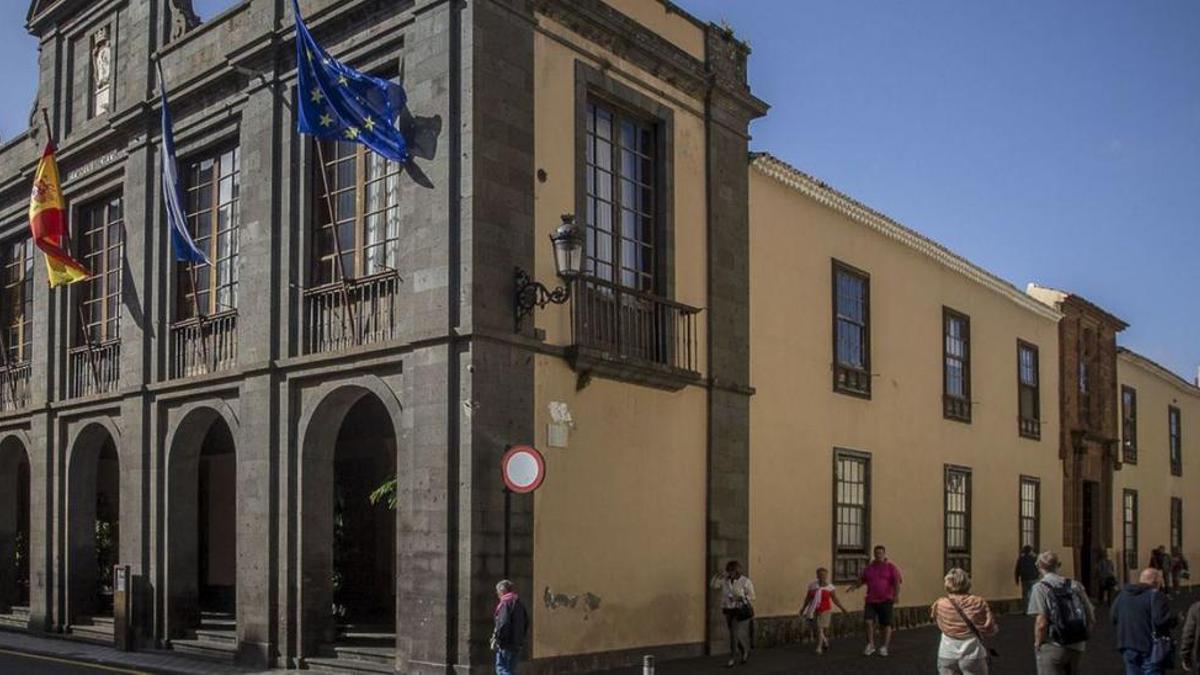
[0,433,32,613]
[296,376,402,657]
[164,403,240,640]
[65,420,121,623]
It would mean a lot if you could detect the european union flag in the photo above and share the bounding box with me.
[292,0,409,163]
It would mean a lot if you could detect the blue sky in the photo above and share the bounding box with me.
[1,1,1197,381]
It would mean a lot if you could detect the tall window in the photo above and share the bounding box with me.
[943,308,971,421]
[1170,497,1183,555]
[78,196,124,344]
[313,140,401,284]
[1019,476,1040,552]
[833,449,871,583]
[1123,489,1138,573]
[944,466,972,573]
[1121,386,1138,464]
[832,261,870,397]
[1169,407,1182,476]
[1,238,33,363]
[178,146,240,318]
[1018,341,1041,439]
[583,100,657,292]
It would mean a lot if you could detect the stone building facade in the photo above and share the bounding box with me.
[0,0,764,671]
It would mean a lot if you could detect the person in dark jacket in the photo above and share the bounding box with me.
[492,580,529,675]
[1015,545,1040,609]
[1111,569,1176,675]
[1182,599,1200,674]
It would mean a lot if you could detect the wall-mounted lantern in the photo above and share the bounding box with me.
[513,214,584,331]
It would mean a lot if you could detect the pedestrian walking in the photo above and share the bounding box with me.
[847,544,902,657]
[1016,545,1040,608]
[1111,568,1177,675]
[1150,546,1168,574]
[1027,550,1095,675]
[491,579,529,675]
[801,567,846,654]
[930,568,998,675]
[1098,550,1119,606]
[1181,598,1200,674]
[1171,549,1190,594]
[711,560,755,667]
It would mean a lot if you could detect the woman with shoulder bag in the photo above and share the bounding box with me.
[711,560,756,667]
[930,568,998,675]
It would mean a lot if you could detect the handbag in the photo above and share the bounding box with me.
[947,597,999,661]
[1148,591,1176,668]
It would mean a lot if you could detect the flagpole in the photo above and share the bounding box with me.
[0,329,20,407]
[313,140,359,343]
[41,108,102,393]
[188,261,213,372]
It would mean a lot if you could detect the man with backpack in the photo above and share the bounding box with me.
[1027,550,1095,674]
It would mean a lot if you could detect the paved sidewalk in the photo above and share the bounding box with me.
[0,629,274,674]
[600,590,1200,675]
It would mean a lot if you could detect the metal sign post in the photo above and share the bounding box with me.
[500,445,546,579]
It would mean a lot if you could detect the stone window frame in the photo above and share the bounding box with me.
[1122,488,1138,574]
[1170,496,1183,555]
[573,61,675,301]
[831,448,871,584]
[175,143,241,320]
[944,464,972,574]
[1,236,34,364]
[1168,406,1182,477]
[942,307,971,423]
[1017,340,1041,440]
[1121,385,1138,464]
[831,259,871,399]
[1019,475,1040,552]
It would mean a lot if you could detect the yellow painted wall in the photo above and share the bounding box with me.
[532,357,707,657]
[748,164,1065,618]
[530,10,711,659]
[1112,354,1200,581]
[600,0,707,60]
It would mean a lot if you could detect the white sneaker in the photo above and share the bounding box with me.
[863,644,876,656]
[879,646,889,657]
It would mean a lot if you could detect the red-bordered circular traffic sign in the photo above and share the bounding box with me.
[501,445,546,493]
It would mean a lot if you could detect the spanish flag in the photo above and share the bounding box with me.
[29,142,89,287]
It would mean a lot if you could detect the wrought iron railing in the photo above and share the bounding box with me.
[68,340,121,398]
[0,362,31,412]
[303,271,400,354]
[570,276,701,374]
[170,311,238,378]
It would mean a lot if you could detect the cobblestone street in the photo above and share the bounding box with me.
[601,590,1199,675]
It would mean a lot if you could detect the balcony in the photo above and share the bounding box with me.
[568,275,702,390]
[0,362,31,412]
[68,341,120,398]
[303,271,400,355]
[170,311,238,378]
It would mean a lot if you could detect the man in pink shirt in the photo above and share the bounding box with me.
[847,545,903,656]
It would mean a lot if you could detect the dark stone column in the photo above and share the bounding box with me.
[702,25,768,654]
[456,0,537,671]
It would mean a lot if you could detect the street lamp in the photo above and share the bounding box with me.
[514,214,584,331]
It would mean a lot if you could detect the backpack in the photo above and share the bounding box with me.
[1041,579,1090,645]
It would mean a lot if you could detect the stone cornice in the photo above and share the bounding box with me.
[1118,347,1199,398]
[751,152,1063,323]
